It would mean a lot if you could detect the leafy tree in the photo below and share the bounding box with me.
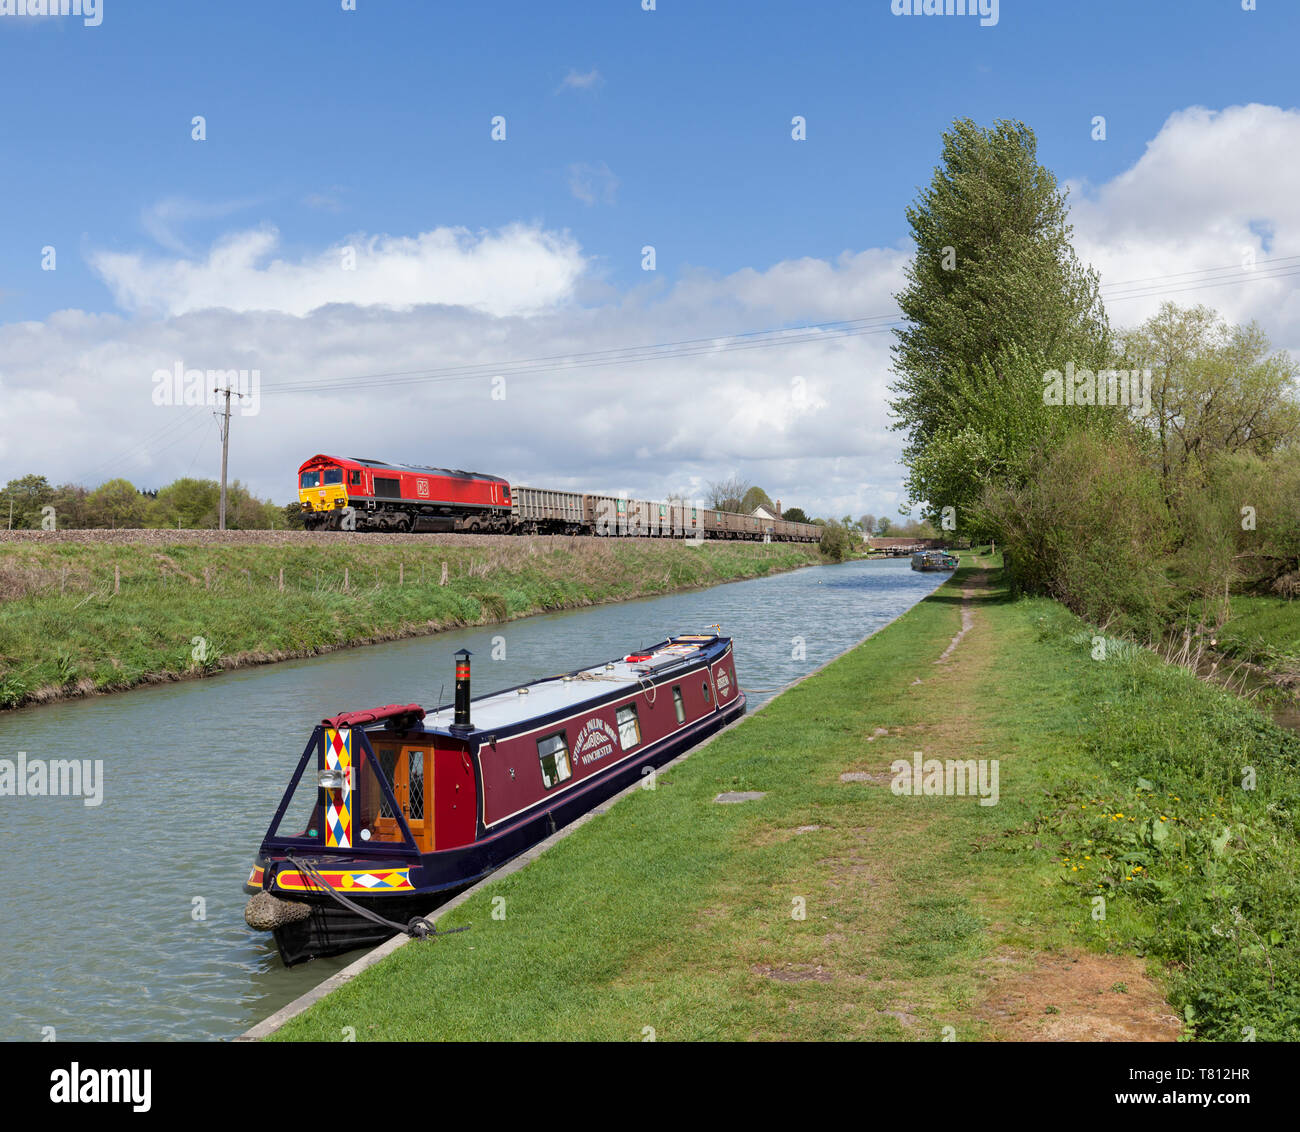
[1120,302,1300,497]
[740,486,776,514]
[819,520,853,562]
[858,513,876,536]
[49,483,89,529]
[0,474,54,529]
[147,478,220,528]
[782,506,810,524]
[890,118,1111,521]
[86,478,147,528]
[875,516,892,535]
[706,474,752,513]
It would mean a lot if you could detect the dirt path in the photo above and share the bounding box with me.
[918,565,1180,1041]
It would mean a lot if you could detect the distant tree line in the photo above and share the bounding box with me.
[0,474,302,531]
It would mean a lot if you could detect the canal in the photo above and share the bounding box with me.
[0,556,948,1041]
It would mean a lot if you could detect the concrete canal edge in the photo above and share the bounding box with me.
[237,567,962,1041]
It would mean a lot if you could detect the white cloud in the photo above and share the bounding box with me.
[7,103,1300,521]
[1069,104,1300,340]
[140,196,264,256]
[567,161,619,207]
[558,68,603,92]
[0,248,904,516]
[89,223,587,319]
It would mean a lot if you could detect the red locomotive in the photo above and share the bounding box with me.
[298,454,511,532]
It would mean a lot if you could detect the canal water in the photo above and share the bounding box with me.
[0,556,947,1041]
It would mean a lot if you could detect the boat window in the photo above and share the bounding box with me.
[270,764,324,840]
[354,749,408,844]
[672,685,685,725]
[537,732,572,789]
[616,703,641,749]
[702,680,712,704]
[323,468,343,486]
[376,747,399,817]
[300,470,320,488]
[407,750,425,819]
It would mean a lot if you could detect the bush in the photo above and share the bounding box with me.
[979,432,1173,637]
[819,521,852,562]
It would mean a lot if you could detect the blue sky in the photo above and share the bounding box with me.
[2,1,1299,515]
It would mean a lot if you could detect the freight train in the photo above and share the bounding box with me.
[297,453,821,542]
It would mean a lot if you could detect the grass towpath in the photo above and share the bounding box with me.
[271,555,1300,1041]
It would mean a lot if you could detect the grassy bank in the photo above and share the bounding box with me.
[1215,595,1300,677]
[269,557,1300,1042]
[0,537,820,709]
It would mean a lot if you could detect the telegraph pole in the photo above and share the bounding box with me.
[215,385,234,531]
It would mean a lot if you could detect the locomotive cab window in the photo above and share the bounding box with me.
[348,470,362,486]
[300,471,320,488]
[616,704,641,749]
[537,732,572,789]
[323,468,343,485]
[672,686,686,725]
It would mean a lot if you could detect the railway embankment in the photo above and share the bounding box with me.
[262,555,1300,1042]
[0,533,820,710]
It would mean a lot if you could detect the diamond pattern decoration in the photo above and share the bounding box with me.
[323,728,352,848]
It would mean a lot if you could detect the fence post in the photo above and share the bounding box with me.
[399,562,404,586]
[278,566,284,592]
[344,567,350,593]
[114,564,120,595]
[440,561,448,586]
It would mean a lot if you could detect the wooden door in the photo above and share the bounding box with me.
[372,743,433,851]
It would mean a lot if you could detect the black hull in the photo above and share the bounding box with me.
[270,693,745,965]
[273,890,469,966]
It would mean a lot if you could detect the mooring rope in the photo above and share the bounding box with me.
[286,856,470,942]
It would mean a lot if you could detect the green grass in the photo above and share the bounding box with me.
[0,539,819,708]
[1214,595,1300,673]
[268,557,1300,1042]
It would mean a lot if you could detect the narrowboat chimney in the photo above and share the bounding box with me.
[453,648,472,730]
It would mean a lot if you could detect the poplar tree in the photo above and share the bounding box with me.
[889,119,1111,519]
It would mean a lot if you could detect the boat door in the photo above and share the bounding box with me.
[372,741,432,851]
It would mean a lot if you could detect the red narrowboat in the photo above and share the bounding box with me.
[244,631,746,964]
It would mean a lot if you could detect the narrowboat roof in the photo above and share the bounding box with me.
[416,634,728,736]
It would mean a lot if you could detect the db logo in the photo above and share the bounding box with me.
[416,480,430,497]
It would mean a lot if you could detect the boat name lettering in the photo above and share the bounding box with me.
[573,717,619,768]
